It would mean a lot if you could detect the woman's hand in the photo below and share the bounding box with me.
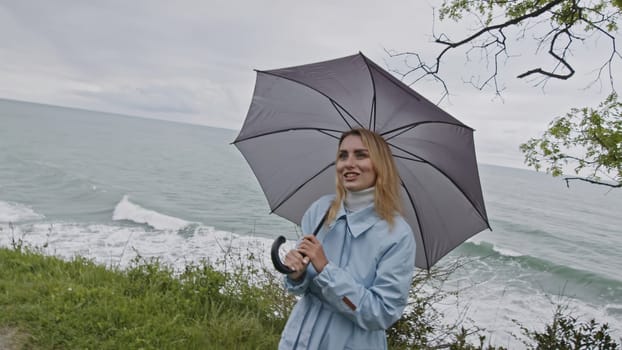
[297,235,329,273]
[284,249,309,281]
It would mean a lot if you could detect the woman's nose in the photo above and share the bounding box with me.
[344,155,355,167]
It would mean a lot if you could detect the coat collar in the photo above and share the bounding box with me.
[332,201,381,238]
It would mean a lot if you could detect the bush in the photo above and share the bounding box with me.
[518,305,619,350]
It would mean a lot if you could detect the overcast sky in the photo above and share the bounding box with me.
[1,1,620,169]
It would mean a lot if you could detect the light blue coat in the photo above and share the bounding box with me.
[279,195,416,350]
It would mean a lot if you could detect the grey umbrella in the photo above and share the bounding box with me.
[233,52,490,270]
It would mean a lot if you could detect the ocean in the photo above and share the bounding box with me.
[1,98,621,347]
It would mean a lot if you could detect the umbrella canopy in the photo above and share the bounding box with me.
[233,52,490,270]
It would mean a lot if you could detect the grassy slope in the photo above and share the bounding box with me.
[0,248,289,349]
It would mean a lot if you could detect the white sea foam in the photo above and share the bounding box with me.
[467,237,524,257]
[487,243,524,257]
[0,200,45,223]
[112,195,190,231]
[492,247,523,257]
[0,221,285,272]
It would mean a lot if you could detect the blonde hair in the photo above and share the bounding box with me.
[325,128,402,227]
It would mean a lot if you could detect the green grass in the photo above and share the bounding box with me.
[0,247,293,349]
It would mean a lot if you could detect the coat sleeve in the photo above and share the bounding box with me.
[312,226,416,331]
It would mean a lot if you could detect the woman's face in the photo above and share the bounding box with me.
[337,135,377,191]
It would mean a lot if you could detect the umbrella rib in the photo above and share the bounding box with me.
[317,129,342,140]
[257,70,365,129]
[359,52,424,102]
[400,179,431,270]
[381,121,475,142]
[370,97,376,131]
[232,127,344,144]
[271,161,336,214]
[360,53,377,131]
[393,154,425,163]
[331,100,359,129]
[383,124,417,141]
[389,142,490,228]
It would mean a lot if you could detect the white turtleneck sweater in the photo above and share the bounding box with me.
[344,187,375,213]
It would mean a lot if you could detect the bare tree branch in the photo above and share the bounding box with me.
[518,27,576,79]
[394,0,620,97]
[564,176,622,188]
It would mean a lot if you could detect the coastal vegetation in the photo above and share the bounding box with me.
[1,243,619,349]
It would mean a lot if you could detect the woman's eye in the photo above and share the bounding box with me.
[355,151,368,159]
[338,152,348,160]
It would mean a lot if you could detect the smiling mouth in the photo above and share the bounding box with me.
[343,172,359,180]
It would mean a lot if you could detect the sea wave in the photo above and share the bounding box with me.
[459,241,622,295]
[466,237,524,257]
[0,200,45,223]
[112,195,190,231]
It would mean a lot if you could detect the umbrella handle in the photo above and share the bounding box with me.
[270,209,328,275]
[271,235,295,274]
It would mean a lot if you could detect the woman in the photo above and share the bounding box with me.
[279,128,416,350]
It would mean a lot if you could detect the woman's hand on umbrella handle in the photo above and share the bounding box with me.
[297,235,328,273]
[284,249,309,280]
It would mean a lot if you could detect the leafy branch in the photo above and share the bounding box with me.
[519,92,622,187]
